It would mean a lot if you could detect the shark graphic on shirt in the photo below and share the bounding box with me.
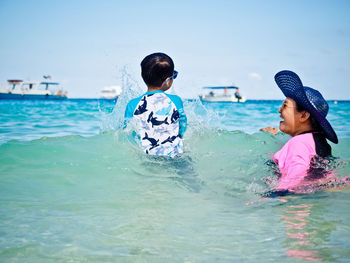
[134,96,147,115]
[147,112,169,127]
[127,92,184,157]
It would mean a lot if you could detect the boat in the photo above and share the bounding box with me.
[199,86,246,102]
[99,85,122,100]
[0,78,67,100]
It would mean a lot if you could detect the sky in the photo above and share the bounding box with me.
[0,0,349,99]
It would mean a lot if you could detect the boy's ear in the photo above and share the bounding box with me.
[300,111,311,123]
[161,77,169,87]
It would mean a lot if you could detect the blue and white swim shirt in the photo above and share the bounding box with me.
[124,90,187,157]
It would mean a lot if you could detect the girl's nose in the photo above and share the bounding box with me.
[278,107,282,113]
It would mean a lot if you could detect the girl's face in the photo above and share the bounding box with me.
[278,98,304,136]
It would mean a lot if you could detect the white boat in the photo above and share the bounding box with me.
[199,86,246,103]
[99,85,122,100]
[0,79,67,100]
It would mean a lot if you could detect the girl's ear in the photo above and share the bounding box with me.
[300,111,311,123]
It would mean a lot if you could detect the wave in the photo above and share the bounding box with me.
[1,128,349,198]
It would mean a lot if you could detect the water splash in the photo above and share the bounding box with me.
[98,67,226,142]
[184,98,223,135]
[99,67,143,132]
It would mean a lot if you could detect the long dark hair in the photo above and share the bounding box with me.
[296,102,331,157]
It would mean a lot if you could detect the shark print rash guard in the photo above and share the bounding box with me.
[124,90,187,158]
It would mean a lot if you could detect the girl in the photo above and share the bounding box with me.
[261,70,346,194]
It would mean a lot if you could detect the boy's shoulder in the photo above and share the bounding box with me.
[165,93,184,108]
[165,93,182,100]
[125,91,184,116]
[125,94,145,118]
[126,94,145,110]
[127,94,144,105]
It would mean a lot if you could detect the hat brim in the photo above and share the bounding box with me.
[274,70,338,144]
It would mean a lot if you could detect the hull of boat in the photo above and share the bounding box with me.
[0,92,67,100]
[99,96,118,100]
[199,95,246,103]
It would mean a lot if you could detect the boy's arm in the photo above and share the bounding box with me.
[178,105,187,138]
[124,99,137,128]
[168,95,187,138]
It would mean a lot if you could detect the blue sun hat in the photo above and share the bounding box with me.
[274,70,338,144]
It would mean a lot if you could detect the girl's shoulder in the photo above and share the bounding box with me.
[289,132,314,145]
[276,133,315,157]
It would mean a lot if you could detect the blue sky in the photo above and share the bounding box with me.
[0,0,349,99]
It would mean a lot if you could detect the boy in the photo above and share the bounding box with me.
[124,53,187,158]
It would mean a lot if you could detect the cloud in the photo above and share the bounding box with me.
[248,72,262,81]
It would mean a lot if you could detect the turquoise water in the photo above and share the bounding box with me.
[1,98,350,262]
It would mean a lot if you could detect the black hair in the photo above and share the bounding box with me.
[140,53,174,87]
[296,102,322,132]
[296,102,331,157]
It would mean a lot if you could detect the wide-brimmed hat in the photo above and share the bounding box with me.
[274,70,338,144]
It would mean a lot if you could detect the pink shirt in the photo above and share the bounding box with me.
[273,133,316,191]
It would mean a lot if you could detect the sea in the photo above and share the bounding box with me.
[1,90,350,262]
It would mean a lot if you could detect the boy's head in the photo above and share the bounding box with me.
[141,53,175,88]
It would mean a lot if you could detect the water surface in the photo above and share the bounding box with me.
[0,99,349,262]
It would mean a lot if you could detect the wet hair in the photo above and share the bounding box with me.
[296,102,322,132]
[296,102,331,157]
[141,53,174,87]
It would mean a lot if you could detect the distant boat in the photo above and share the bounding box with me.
[99,85,122,100]
[199,86,246,103]
[0,79,67,100]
